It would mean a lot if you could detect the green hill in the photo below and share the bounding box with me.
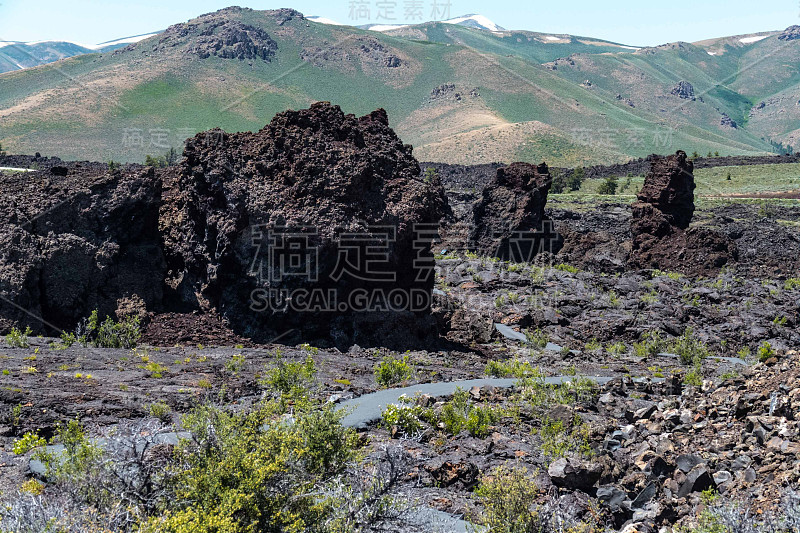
[0,7,796,165]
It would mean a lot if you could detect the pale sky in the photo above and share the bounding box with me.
[0,0,795,47]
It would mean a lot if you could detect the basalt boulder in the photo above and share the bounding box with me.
[469,162,563,261]
[629,151,737,275]
[0,168,165,333]
[161,102,448,347]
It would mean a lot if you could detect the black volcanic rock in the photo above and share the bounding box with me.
[0,168,165,333]
[720,112,737,129]
[469,162,563,261]
[629,151,737,275]
[162,102,448,347]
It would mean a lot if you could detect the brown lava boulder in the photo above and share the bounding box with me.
[469,162,563,261]
[0,168,165,333]
[161,102,448,347]
[629,150,737,274]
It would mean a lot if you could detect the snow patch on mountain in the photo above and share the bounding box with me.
[739,34,769,44]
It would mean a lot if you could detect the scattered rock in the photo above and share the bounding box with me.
[548,457,602,491]
[671,81,696,101]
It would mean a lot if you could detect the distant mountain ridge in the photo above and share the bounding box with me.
[0,33,161,73]
[0,7,797,165]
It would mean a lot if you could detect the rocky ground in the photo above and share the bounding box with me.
[1,105,799,531]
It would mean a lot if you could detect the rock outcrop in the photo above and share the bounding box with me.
[779,25,800,41]
[155,8,279,62]
[469,162,563,261]
[162,102,448,347]
[0,103,448,348]
[629,151,737,274]
[670,81,695,101]
[0,168,165,333]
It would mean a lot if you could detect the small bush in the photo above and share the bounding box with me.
[473,466,541,533]
[535,415,592,460]
[758,341,776,362]
[785,278,800,291]
[524,328,549,349]
[485,359,543,379]
[146,402,172,422]
[374,354,415,387]
[439,388,499,438]
[633,330,668,358]
[381,403,425,436]
[672,328,711,365]
[5,326,32,348]
[584,338,601,352]
[261,353,317,397]
[684,364,704,387]
[12,432,47,455]
[71,310,141,349]
[597,176,618,195]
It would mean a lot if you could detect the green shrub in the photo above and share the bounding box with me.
[517,374,597,409]
[439,388,499,438]
[381,403,425,436]
[12,432,47,455]
[606,342,627,356]
[672,328,711,365]
[785,278,800,291]
[597,176,618,195]
[524,328,549,349]
[144,401,358,533]
[553,263,578,274]
[758,341,776,362]
[633,330,668,358]
[584,338,601,352]
[74,310,141,349]
[374,354,415,387]
[261,351,316,393]
[5,326,32,348]
[146,402,172,422]
[535,415,592,460]
[567,167,584,191]
[473,466,541,533]
[684,364,703,387]
[485,359,543,379]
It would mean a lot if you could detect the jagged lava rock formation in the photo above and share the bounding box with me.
[0,167,164,332]
[629,150,737,275]
[469,162,563,261]
[0,103,448,347]
[161,102,448,347]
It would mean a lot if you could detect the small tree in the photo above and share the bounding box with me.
[567,167,585,191]
[144,154,167,168]
[550,170,566,194]
[597,176,618,195]
[164,147,179,166]
[691,150,700,159]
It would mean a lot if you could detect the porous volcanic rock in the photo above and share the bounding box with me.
[469,162,563,261]
[629,151,737,275]
[0,168,165,333]
[161,102,448,347]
